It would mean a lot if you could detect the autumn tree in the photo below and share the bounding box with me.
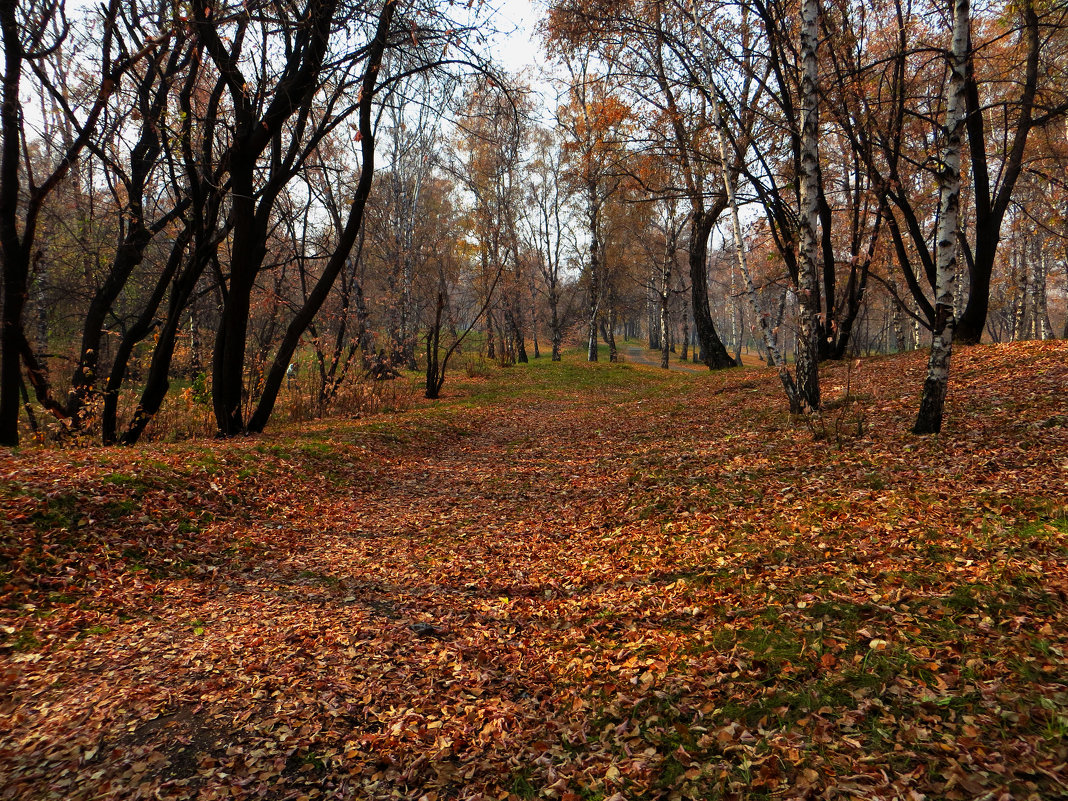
[913,0,968,435]
[57,23,193,428]
[548,0,750,368]
[450,78,525,364]
[833,0,1066,351]
[197,0,388,435]
[0,0,171,446]
[555,60,632,362]
[522,126,575,362]
[378,76,454,370]
[423,175,500,398]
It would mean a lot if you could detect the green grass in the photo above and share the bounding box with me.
[6,628,42,651]
[296,569,342,587]
[510,770,537,799]
[453,349,698,407]
[101,472,158,494]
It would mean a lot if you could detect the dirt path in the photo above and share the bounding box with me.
[624,343,771,370]
[621,344,707,372]
[2,343,1067,800]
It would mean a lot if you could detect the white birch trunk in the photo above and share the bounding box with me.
[586,189,601,362]
[660,245,671,369]
[1037,245,1051,339]
[795,0,822,411]
[914,0,969,434]
[1010,237,1024,341]
[888,276,906,352]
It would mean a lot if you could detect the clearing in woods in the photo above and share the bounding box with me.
[1,341,1067,800]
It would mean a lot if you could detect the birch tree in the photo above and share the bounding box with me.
[713,94,802,412]
[794,0,822,410]
[556,61,629,362]
[914,0,969,435]
[380,79,451,369]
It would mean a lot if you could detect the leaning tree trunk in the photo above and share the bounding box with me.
[101,228,190,444]
[689,213,736,369]
[669,2,735,371]
[914,0,969,435]
[795,0,822,411]
[0,0,143,445]
[953,0,1038,344]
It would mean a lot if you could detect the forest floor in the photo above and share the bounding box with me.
[621,345,767,371]
[2,341,1067,801]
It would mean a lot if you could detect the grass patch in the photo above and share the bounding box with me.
[101,472,157,494]
[5,628,42,651]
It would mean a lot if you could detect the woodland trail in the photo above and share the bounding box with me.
[2,342,1067,801]
[621,344,704,371]
[623,344,778,371]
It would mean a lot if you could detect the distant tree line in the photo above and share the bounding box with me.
[1,0,1066,447]
[548,0,1068,431]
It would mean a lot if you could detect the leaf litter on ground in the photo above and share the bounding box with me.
[1,340,1066,800]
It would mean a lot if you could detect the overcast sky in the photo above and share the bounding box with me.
[489,0,547,76]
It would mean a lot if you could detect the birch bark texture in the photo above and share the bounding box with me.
[914,0,970,435]
[795,0,822,411]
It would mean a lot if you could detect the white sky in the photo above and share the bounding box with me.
[489,0,548,76]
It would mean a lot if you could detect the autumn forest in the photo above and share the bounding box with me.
[1,0,1067,798]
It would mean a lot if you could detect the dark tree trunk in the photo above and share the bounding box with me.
[102,229,190,444]
[119,228,216,446]
[247,0,396,433]
[425,288,445,399]
[195,0,342,436]
[689,212,736,369]
[211,154,264,435]
[67,43,187,425]
[0,0,133,445]
[955,0,1038,344]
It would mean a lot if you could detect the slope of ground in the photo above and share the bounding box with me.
[622,344,767,370]
[1,342,1066,801]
